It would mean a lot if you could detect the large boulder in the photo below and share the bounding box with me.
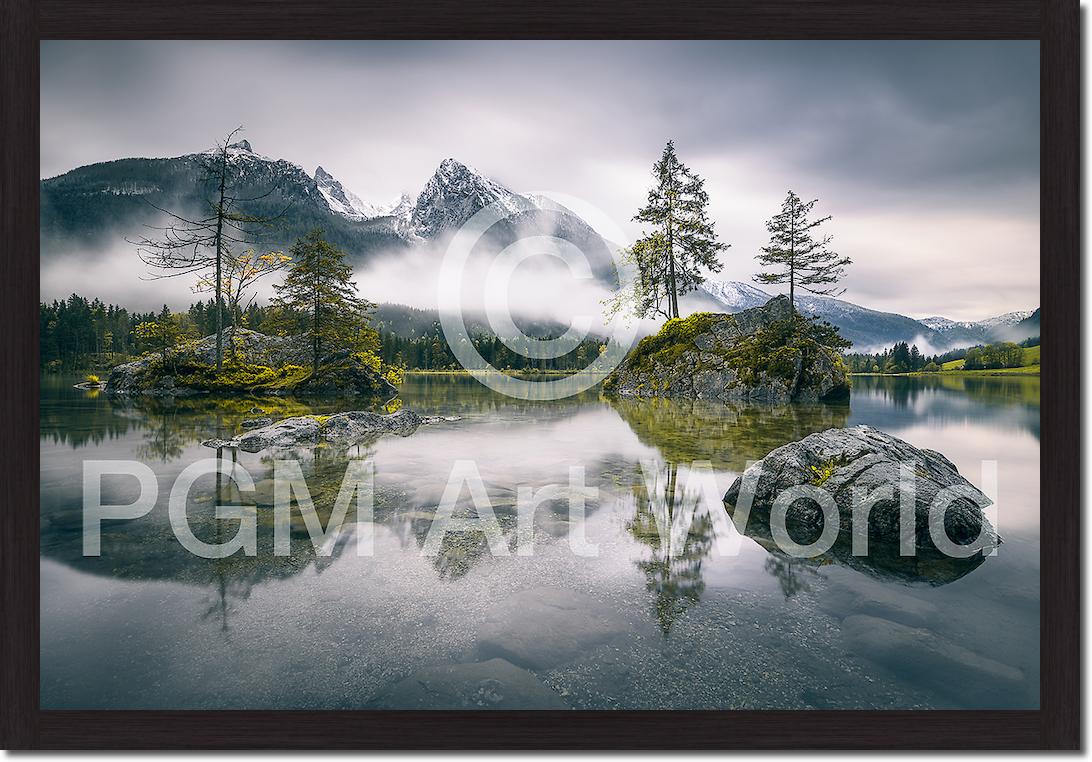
[723,425,999,553]
[105,327,397,399]
[603,296,849,403]
[203,409,424,452]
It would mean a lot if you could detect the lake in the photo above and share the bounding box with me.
[40,372,1040,709]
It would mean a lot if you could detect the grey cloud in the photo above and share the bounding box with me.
[40,40,1039,321]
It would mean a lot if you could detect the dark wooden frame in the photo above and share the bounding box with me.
[1,0,1078,749]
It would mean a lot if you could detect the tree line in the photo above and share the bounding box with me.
[843,342,945,374]
[844,339,1036,374]
[41,293,609,373]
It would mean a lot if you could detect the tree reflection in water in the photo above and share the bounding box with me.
[762,555,822,598]
[627,463,715,635]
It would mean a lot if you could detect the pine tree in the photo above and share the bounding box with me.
[271,230,374,373]
[754,191,851,314]
[629,141,728,319]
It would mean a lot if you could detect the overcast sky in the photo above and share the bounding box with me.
[41,40,1039,321]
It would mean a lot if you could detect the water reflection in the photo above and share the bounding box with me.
[626,463,715,634]
[39,372,1041,709]
[850,375,1039,439]
[725,499,989,588]
[607,395,849,470]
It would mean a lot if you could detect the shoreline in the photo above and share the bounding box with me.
[851,368,1040,378]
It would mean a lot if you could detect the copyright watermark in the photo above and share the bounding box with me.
[436,192,639,400]
[82,457,1000,562]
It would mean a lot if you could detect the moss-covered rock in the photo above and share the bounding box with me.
[603,296,850,403]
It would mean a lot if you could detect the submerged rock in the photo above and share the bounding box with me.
[203,409,424,452]
[476,587,628,670]
[372,658,568,709]
[724,425,999,554]
[841,614,1025,707]
[602,296,849,403]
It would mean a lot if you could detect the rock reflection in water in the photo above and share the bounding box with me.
[725,500,988,590]
[608,395,849,470]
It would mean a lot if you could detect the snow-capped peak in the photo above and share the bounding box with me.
[920,316,956,331]
[384,192,416,220]
[314,165,385,221]
[699,280,773,311]
[409,157,534,237]
[976,309,1035,329]
[200,139,277,164]
[921,309,1036,333]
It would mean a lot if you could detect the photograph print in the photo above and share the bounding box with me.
[39,40,1040,711]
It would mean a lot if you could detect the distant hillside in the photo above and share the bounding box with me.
[698,280,1039,352]
[40,145,408,259]
[373,302,608,342]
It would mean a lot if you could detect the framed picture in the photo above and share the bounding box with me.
[2,0,1078,750]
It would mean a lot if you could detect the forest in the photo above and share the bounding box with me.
[843,337,1039,374]
[39,294,608,374]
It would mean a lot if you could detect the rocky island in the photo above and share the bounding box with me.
[105,326,400,399]
[603,296,850,403]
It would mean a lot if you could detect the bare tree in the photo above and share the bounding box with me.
[130,127,289,370]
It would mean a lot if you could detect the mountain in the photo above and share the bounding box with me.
[995,308,1039,342]
[696,281,771,312]
[40,144,1035,351]
[697,281,1039,352]
[40,140,407,258]
[697,282,936,349]
[406,158,535,239]
[400,158,617,279]
[314,165,389,221]
[920,308,1038,346]
[41,147,615,280]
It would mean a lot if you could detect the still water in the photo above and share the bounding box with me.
[40,373,1040,709]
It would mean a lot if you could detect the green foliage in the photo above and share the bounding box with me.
[381,364,405,387]
[809,458,846,486]
[271,229,376,372]
[170,358,312,393]
[625,141,728,319]
[846,341,937,374]
[847,340,1040,375]
[40,294,159,371]
[755,191,850,308]
[963,342,1026,370]
[619,312,721,378]
[724,313,849,390]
